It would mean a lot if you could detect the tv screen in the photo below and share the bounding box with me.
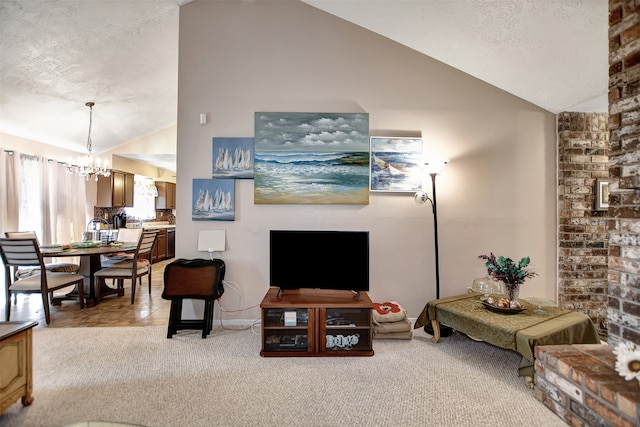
[269,230,369,293]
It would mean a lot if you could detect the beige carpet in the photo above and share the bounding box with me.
[0,326,566,427]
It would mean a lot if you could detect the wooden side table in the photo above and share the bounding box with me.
[0,321,38,414]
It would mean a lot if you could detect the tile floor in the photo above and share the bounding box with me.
[0,259,174,329]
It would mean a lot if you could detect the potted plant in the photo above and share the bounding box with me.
[478,252,537,304]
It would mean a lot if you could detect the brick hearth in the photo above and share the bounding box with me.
[535,344,640,426]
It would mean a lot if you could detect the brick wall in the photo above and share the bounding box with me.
[608,0,640,346]
[534,3,640,424]
[535,344,640,426]
[557,112,610,337]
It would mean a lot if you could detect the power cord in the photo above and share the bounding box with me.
[204,253,261,333]
[215,279,261,333]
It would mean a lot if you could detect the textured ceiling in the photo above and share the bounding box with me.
[0,0,608,172]
[303,0,608,113]
[0,0,186,169]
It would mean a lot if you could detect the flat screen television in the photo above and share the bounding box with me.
[269,230,369,295]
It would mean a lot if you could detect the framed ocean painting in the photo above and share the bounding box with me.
[192,178,235,221]
[370,137,423,192]
[212,137,254,179]
[254,112,370,205]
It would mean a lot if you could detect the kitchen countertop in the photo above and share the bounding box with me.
[143,224,176,230]
[126,222,175,230]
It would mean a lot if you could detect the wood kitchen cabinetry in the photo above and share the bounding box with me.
[97,170,134,207]
[155,181,176,209]
[260,288,373,357]
[148,227,175,263]
[0,321,37,414]
[167,228,175,259]
[152,228,167,263]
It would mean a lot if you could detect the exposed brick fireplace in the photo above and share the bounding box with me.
[607,0,640,347]
[557,112,609,337]
[535,344,640,426]
[536,2,640,425]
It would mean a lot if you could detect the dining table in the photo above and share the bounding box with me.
[42,242,137,306]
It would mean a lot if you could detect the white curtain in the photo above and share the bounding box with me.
[0,149,21,306]
[0,151,88,294]
[40,158,87,245]
[0,149,20,236]
[18,154,42,238]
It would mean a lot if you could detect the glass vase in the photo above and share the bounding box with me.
[503,282,520,303]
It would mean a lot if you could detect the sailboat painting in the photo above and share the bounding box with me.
[370,137,423,192]
[192,179,235,221]
[254,112,370,205]
[212,137,254,179]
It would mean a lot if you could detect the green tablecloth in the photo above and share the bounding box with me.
[414,292,600,377]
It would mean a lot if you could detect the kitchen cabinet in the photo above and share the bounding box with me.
[155,181,176,209]
[152,228,167,263]
[97,171,134,207]
[167,228,175,259]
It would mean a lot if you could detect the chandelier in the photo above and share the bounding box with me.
[67,102,111,181]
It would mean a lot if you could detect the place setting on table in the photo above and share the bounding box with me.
[41,237,139,306]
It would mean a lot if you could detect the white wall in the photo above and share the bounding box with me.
[175,0,557,321]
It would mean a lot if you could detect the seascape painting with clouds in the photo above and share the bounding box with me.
[254,112,370,205]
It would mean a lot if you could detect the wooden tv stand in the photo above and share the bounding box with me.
[260,288,374,357]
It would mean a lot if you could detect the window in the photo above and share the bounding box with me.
[124,176,157,221]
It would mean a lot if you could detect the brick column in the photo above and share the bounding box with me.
[557,112,609,336]
[608,0,640,346]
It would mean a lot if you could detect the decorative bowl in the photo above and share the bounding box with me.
[481,301,526,314]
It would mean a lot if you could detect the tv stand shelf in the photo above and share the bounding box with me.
[260,288,374,357]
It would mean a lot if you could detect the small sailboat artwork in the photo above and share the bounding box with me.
[192,179,235,221]
[213,137,254,179]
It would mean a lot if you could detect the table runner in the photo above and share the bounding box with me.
[414,292,600,376]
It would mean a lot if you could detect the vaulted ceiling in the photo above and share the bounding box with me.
[0,0,608,171]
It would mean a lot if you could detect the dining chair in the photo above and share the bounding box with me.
[4,231,80,305]
[4,231,80,274]
[101,228,142,268]
[93,229,158,304]
[0,237,85,324]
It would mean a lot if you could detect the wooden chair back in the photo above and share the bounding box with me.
[0,237,84,323]
[4,231,38,239]
[94,229,159,304]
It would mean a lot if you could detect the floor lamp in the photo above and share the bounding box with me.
[414,160,453,337]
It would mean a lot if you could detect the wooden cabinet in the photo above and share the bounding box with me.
[147,227,175,263]
[97,170,134,207]
[155,181,176,209]
[167,228,175,259]
[151,228,167,263]
[260,288,373,357]
[0,321,37,414]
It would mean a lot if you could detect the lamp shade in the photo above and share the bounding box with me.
[424,159,449,175]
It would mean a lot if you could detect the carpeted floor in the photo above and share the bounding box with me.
[0,326,566,427]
